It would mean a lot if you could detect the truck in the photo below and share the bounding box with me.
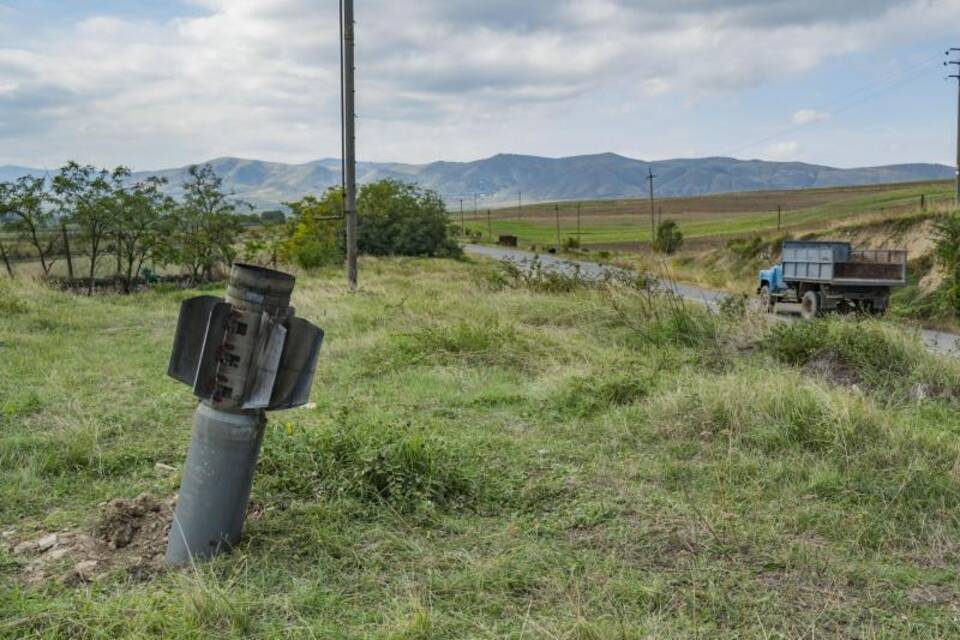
[758,240,907,320]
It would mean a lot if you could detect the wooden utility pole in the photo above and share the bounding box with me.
[554,204,561,247]
[647,168,657,243]
[460,199,465,237]
[777,205,782,231]
[342,0,358,290]
[947,48,960,206]
[518,191,522,219]
[577,202,582,243]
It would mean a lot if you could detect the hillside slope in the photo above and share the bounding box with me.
[1,154,952,210]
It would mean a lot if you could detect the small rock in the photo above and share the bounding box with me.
[48,548,70,561]
[37,534,58,552]
[73,560,98,582]
[154,463,177,475]
[1,529,15,539]
[12,540,37,555]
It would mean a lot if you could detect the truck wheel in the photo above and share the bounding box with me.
[800,291,820,320]
[759,285,773,313]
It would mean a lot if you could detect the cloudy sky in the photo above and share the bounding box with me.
[0,0,958,170]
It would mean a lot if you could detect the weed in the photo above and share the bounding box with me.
[258,412,481,513]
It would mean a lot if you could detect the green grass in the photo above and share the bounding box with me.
[3,257,960,637]
[466,182,954,247]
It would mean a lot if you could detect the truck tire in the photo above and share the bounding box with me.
[800,290,820,320]
[759,285,773,313]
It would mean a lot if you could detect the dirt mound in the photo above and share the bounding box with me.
[9,493,173,586]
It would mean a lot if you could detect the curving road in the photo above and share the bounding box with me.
[465,244,960,358]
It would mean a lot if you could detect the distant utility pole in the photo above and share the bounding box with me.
[555,204,561,246]
[577,202,582,242]
[487,209,493,241]
[647,168,657,242]
[460,199,465,237]
[518,191,523,219]
[777,205,782,231]
[947,48,960,205]
[474,193,478,217]
[342,0,358,290]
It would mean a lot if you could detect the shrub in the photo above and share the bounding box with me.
[358,180,461,258]
[258,414,479,513]
[933,213,960,318]
[761,317,960,400]
[278,191,344,270]
[652,221,683,254]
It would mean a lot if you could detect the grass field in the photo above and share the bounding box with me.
[462,181,955,247]
[4,257,960,637]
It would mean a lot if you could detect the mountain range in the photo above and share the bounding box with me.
[1,154,953,210]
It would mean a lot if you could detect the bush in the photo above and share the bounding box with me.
[561,237,581,251]
[258,414,479,513]
[278,191,344,269]
[358,180,461,258]
[761,317,960,401]
[933,213,960,318]
[652,221,683,254]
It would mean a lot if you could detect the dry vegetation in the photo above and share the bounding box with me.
[3,256,960,637]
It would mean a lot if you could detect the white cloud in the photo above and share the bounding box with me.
[765,141,801,159]
[0,0,958,168]
[792,109,830,125]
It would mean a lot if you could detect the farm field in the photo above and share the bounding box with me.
[4,257,960,637]
[463,180,955,248]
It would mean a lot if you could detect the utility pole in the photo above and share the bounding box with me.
[777,205,782,231]
[577,202,582,243]
[342,0,358,291]
[555,203,561,247]
[947,48,960,206]
[487,209,492,241]
[646,168,657,243]
[518,191,523,219]
[474,193,478,217]
[460,199,465,237]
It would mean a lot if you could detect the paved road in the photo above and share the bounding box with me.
[465,244,960,358]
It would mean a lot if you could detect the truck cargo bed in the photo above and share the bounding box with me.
[781,241,906,286]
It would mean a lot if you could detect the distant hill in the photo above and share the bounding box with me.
[1,154,953,210]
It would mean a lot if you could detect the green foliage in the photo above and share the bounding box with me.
[0,176,58,276]
[113,177,175,292]
[652,220,684,254]
[761,317,960,401]
[561,236,581,251]
[259,414,478,513]
[278,191,344,269]
[260,210,286,225]
[358,179,461,257]
[726,235,766,264]
[933,213,960,318]
[160,164,245,280]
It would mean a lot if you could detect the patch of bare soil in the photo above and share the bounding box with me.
[8,493,173,586]
[802,353,863,390]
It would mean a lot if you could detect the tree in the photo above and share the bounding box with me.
[0,176,58,276]
[52,162,127,294]
[278,190,344,269]
[166,164,244,281]
[114,177,175,293]
[934,214,960,317]
[653,220,684,255]
[357,179,461,257]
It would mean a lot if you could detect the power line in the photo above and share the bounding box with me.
[722,53,944,157]
[947,48,960,205]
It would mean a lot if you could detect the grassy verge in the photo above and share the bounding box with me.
[3,257,960,638]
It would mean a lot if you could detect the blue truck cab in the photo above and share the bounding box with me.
[757,240,906,319]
